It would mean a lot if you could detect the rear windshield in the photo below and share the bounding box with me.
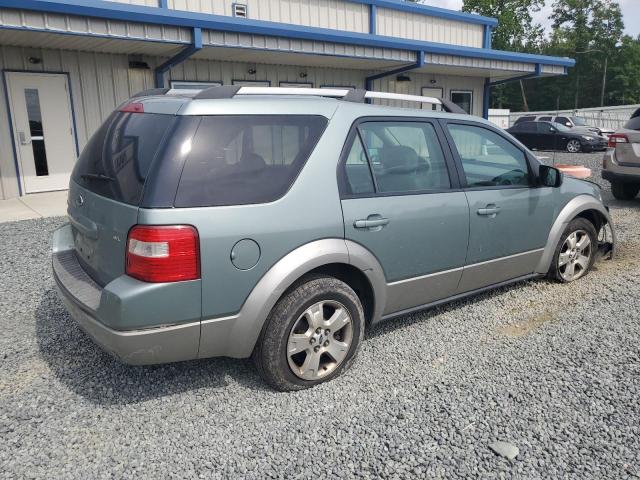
[72,112,175,205]
[174,115,327,207]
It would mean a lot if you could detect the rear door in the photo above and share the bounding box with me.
[442,121,555,292]
[69,110,177,285]
[340,118,469,316]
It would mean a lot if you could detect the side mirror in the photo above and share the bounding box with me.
[549,127,557,133]
[539,165,563,188]
[565,123,572,127]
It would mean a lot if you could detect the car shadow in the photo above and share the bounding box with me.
[35,289,271,406]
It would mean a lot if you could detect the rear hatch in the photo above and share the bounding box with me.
[615,112,640,166]
[68,108,177,285]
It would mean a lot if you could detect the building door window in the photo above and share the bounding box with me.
[5,72,77,194]
[450,90,474,115]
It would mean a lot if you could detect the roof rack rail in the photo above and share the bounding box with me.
[186,86,467,114]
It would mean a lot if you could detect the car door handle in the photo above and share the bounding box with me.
[354,217,390,229]
[477,205,501,216]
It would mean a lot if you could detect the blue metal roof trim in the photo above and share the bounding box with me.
[0,0,574,67]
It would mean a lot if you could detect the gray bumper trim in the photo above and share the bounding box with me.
[53,250,200,365]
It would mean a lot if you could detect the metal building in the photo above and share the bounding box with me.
[0,0,574,199]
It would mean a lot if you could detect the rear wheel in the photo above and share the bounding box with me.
[566,139,582,153]
[253,275,364,391]
[611,181,640,200]
[549,218,597,283]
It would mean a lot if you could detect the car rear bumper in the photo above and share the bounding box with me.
[52,224,201,365]
[602,169,640,184]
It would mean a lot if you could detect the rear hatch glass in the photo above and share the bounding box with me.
[69,111,175,285]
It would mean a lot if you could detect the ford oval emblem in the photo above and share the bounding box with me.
[76,194,84,207]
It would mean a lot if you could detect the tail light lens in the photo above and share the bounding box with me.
[119,102,145,113]
[126,225,200,283]
[608,134,629,148]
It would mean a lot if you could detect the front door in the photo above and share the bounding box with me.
[443,121,555,292]
[5,72,77,193]
[339,119,469,317]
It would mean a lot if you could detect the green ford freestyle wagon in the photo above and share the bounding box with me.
[53,86,615,391]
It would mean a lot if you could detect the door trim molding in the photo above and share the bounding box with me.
[2,69,80,196]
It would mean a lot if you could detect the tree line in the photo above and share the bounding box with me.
[459,0,637,111]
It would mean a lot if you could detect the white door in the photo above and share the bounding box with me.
[5,72,77,193]
[421,87,444,111]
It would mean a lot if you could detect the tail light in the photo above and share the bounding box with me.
[608,134,629,148]
[119,102,145,113]
[126,225,199,283]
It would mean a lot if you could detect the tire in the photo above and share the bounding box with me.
[548,218,598,283]
[566,139,582,153]
[611,181,640,200]
[252,275,365,391]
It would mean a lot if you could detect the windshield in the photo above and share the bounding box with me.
[552,122,571,132]
[571,116,588,126]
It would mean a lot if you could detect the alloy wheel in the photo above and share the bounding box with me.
[286,300,353,380]
[567,140,581,153]
[558,229,592,281]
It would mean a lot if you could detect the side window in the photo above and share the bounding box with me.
[447,124,531,188]
[343,135,375,195]
[537,122,553,133]
[539,116,552,122]
[175,115,327,207]
[358,122,451,193]
[556,116,572,127]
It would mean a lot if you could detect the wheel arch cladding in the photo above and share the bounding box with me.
[535,195,616,274]
[198,239,387,359]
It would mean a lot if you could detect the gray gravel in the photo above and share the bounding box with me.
[1,152,639,479]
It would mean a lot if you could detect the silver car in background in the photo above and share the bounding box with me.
[602,108,640,200]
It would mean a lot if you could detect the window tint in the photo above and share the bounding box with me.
[537,122,555,133]
[175,115,327,207]
[72,112,175,205]
[448,124,530,188]
[556,116,571,126]
[343,135,375,195]
[358,122,451,193]
[539,116,552,122]
[517,122,537,133]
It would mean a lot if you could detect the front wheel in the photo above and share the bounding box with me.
[611,181,640,200]
[253,275,365,391]
[566,139,582,153]
[548,218,597,283]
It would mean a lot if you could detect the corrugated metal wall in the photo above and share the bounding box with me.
[104,0,159,7]
[169,0,370,33]
[0,44,485,199]
[377,7,484,48]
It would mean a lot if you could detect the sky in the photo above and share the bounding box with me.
[419,0,640,38]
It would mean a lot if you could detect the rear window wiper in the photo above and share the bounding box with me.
[81,173,114,182]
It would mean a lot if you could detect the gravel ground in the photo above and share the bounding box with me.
[1,152,639,479]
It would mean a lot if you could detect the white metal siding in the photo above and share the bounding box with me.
[376,7,484,48]
[169,0,369,33]
[0,8,192,44]
[202,29,414,63]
